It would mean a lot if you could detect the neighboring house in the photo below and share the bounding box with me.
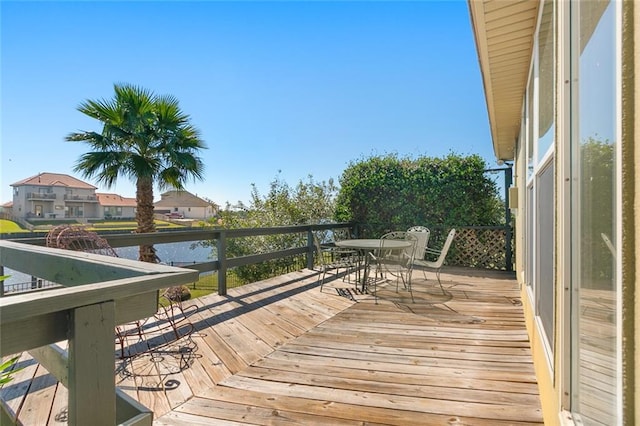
[96,193,136,219]
[10,172,99,219]
[0,201,12,215]
[469,2,637,425]
[154,190,218,220]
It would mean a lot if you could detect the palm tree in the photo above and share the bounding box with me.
[67,83,206,263]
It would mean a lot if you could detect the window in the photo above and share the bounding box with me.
[526,186,534,288]
[524,0,556,356]
[104,206,123,216]
[537,1,555,162]
[536,160,555,353]
[570,1,619,424]
[527,75,535,180]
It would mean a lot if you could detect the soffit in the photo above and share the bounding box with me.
[468,0,540,161]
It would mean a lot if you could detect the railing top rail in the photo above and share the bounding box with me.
[0,272,194,326]
[0,240,198,356]
[3,222,355,247]
[0,240,191,283]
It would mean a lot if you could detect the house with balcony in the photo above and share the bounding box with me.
[154,190,218,220]
[10,172,99,219]
[469,1,638,424]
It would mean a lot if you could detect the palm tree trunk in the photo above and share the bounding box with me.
[136,176,158,263]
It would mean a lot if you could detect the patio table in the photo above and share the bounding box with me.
[335,239,412,292]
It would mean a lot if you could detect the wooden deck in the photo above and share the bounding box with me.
[1,267,543,425]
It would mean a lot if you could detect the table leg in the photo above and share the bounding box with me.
[360,250,371,293]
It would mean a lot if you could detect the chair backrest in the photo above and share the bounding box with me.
[407,226,430,261]
[433,229,456,267]
[380,231,418,263]
[312,233,327,266]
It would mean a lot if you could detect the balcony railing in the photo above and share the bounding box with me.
[63,194,98,202]
[25,192,56,200]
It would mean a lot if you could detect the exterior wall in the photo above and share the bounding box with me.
[182,206,212,220]
[624,2,638,422]
[102,206,136,219]
[515,132,527,285]
[160,206,212,220]
[508,2,634,424]
[514,122,560,426]
[522,291,559,425]
[155,191,217,220]
[12,184,99,219]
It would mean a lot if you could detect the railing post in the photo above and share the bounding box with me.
[68,301,116,426]
[0,265,4,297]
[306,230,315,270]
[504,166,513,272]
[217,231,227,295]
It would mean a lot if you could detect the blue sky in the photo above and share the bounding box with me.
[1,0,496,206]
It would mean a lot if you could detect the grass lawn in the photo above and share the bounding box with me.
[159,274,219,306]
[87,220,186,231]
[0,219,191,234]
[0,219,27,233]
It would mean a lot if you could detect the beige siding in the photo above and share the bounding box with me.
[469,0,539,160]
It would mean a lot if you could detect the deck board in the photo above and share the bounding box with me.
[1,266,543,425]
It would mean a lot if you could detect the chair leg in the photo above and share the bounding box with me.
[436,269,446,295]
[399,272,415,303]
[406,271,415,303]
[371,263,380,304]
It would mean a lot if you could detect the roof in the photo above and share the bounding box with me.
[468,0,540,161]
[11,172,97,190]
[154,190,212,208]
[96,193,137,207]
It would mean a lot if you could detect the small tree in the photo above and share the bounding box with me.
[67,83,206,263]
[212,174,339,284]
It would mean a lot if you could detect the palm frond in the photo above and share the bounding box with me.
[68,83,206,208]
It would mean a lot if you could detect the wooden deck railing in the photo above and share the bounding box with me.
[2,222,513,298]
[0,241,199,425]
[1,222,512,424]
[6,223,356,296]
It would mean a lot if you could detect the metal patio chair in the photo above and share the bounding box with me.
[407,225,430,264]
[313,232,359,291]
[367,231,418,303]
[413,228,456,294]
